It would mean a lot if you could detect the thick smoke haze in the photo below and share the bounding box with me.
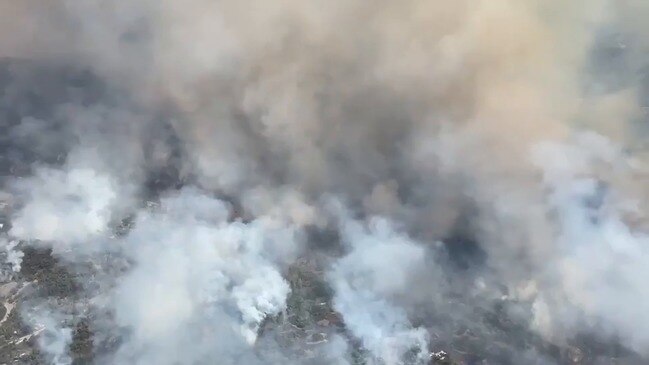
[1,1,649,364]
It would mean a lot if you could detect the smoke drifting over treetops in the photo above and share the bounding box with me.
[1,1,649,364]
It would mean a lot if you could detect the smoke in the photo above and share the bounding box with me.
[0,238,22,280]
[1,0,649,364]
[104,187,300,364]
[529,133,649,353]
[25,307,74,365]
[328,216,430,364]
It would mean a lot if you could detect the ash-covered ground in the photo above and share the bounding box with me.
[2,2,649,365]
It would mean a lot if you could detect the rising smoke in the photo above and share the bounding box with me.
[1,0,649,364]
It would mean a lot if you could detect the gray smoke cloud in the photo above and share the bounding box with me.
[1,0,649,364]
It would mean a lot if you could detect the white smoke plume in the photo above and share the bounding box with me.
[22,305,74,365]
[0,238,23,279]
[329,216,430,364]
[0,0,648,364]
[106,187,299,363]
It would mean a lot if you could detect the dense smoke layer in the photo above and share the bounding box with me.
[1,1,649,364]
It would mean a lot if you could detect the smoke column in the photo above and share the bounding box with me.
[1,0,649,364]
